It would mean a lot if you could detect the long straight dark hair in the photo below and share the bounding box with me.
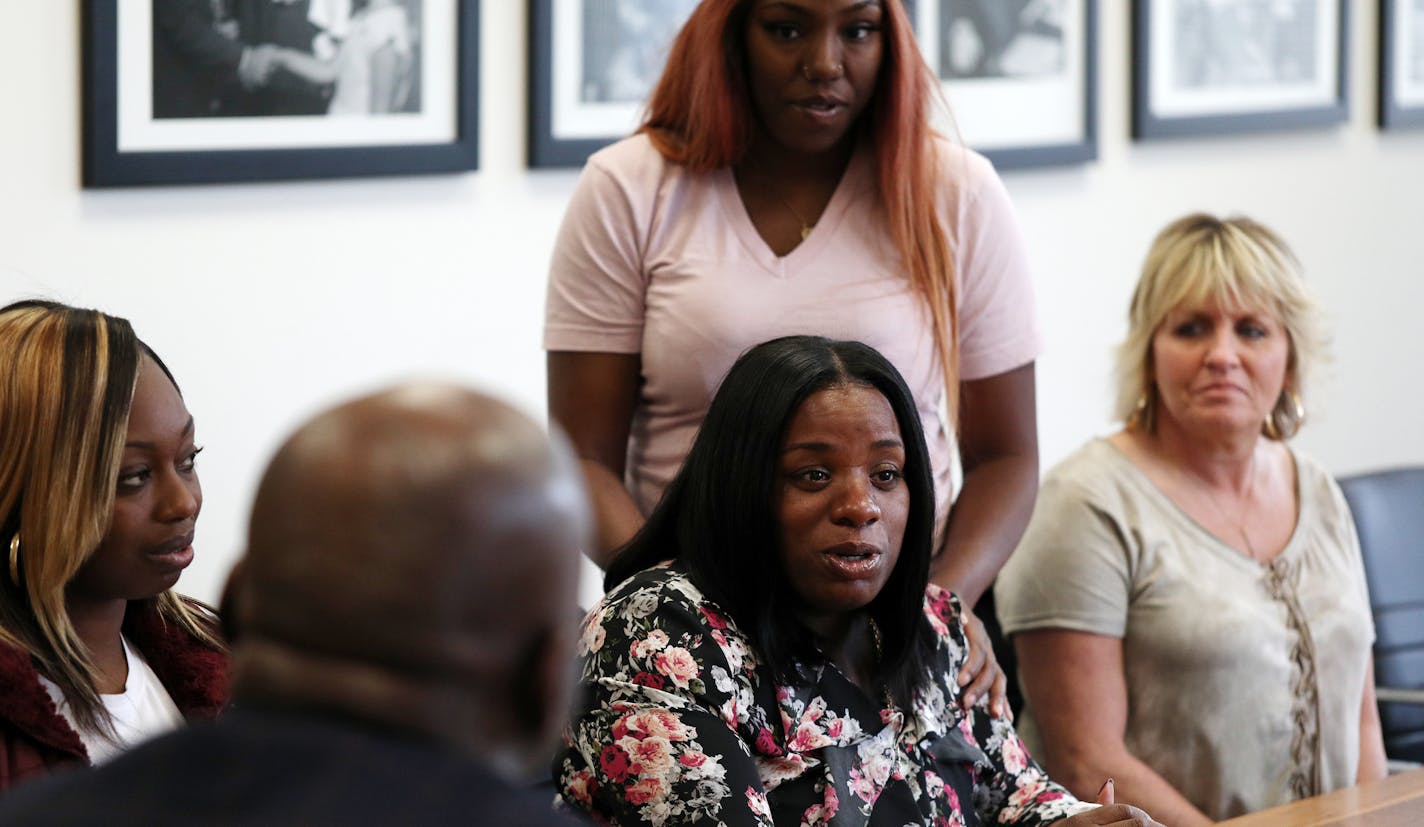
[607,335,938,706]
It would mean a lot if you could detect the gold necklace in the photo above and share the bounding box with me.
[865,616,897,708]
[1183,453,1261,560]
[770,188,816,240]
[744,162,822,241]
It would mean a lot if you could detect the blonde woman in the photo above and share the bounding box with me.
[995,215,1387,823]
[0,301,227,789]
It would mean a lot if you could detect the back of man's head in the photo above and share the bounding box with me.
[229,382,589,777]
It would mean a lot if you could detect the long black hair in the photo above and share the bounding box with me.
[607,335,938,706]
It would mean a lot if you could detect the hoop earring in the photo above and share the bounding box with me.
[1265,388,1306,441]
[8,534,19,587]
[1129,386,1155,431]
[1281,388,1305,437]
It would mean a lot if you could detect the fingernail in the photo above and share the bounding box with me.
[1097,778,1114,797]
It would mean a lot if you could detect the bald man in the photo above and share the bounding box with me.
[0,384,591,825]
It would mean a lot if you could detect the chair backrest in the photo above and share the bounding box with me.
[1338,467,1424,763]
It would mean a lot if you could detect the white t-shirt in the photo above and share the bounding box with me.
[39,636,185,765]
[544,135,1042,539]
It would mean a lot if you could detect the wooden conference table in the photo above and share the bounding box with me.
[1217,767,1424,826]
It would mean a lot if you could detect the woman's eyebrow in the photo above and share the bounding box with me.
[782,441,833,454]
[781,437,904,453]
[125,416,195,449]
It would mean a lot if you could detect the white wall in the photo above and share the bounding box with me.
[3,2,1422,608]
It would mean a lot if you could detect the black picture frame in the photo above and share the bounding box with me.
[1132,0,1349,140]
[82,0,480,188]
[528,0,600,168]
[910,0,1098,169]
[1379,0,1424,128]
[527,0,697,168]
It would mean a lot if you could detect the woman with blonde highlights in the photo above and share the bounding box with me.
[995,215,1387,824]
[544,0,1041,713]
[0,300,227,790]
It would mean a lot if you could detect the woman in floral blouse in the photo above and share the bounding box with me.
[555,336,1160,826]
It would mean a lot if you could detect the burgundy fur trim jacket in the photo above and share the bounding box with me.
[0,600,228,791]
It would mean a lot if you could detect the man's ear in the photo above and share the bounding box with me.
[513,621,578,753]
[218,557,248,644]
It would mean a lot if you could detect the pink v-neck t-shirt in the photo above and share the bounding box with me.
[544,134,1042,538]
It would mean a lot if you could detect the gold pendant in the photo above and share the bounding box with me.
[800,224,813,241]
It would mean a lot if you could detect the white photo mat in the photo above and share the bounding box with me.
[117,0,459,153]
[913,0,1090,152]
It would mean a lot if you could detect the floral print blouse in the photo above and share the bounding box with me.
[555,564,1094,826]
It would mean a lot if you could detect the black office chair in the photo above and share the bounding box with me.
[1338,467,1424,767]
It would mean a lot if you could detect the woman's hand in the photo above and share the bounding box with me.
[957,609,1008,716]
[238,44,280,90]
[1050,779,1164,826]
[1050,805,1161,826]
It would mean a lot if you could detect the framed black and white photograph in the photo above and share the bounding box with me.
[1132,0,1349,140]
[911,0,1098,169]
[83,0,479,188]
[528,0,698,168]
[1380,0,1424,128]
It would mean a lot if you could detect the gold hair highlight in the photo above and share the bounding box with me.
[0,301,223,738]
